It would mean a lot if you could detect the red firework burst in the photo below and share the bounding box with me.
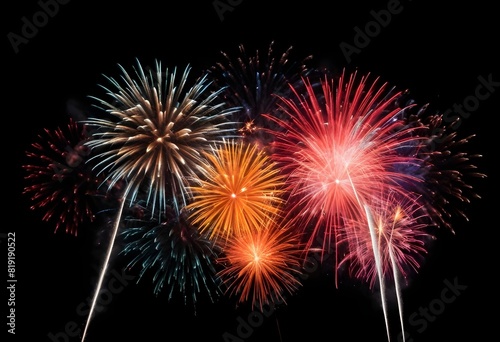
[264,70,427,267]
[22,118,102,235]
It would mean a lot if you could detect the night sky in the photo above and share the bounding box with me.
[4,1,498,341]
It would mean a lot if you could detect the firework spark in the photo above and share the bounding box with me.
[22,118,101,236]
[216,218,304,310]
[186,139,286,243]
[121,201,222,309]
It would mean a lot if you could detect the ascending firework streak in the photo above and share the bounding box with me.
[364,204,392,341]
[80,59,238,341]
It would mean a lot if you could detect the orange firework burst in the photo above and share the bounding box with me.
[216,219,304,310]
[186,139,285,242]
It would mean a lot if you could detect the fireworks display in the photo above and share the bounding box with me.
[20,42,487,341]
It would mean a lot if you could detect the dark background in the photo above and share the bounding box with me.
[4,1,498,341]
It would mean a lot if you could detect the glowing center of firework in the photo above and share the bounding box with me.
[377,220,385,235]
[230,186,247,199]
[251,246,263,264]
[393,206,403,221]
[321,178,342,191]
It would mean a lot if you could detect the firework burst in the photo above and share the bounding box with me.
[22,118,101,236]
[338,190,432,289]
[85,59,238,214]
[404,111,486,233]
[207,41,312,149]
[264,71,427,264]
[186,139,286,242]
[121,201,222,309]
[216,218,304,310]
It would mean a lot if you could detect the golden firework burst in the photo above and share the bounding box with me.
[186,139,286,242]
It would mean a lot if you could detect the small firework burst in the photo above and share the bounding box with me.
[22,118,101,236]
[216,218,304,310]
[338,190,432,289]
[207,41,312,149]
[121,201,222,307]
[264,71,426,262]
[412,112,486,232]
[186,139,286,242]
[85,59,239,214]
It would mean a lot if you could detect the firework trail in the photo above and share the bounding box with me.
[338,190,432,341]
[80,59,238,341]
[121,201,222,310]
[207,41,312,150]
[22,118,101,236]
[186,139,286,243]
[216,217,304,311]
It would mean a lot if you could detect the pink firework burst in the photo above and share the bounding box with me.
[337,190,433,289]
[264,70,427,268]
